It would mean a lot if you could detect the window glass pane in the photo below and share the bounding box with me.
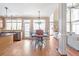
[67,3,73,7]
[12,23,16,30]
[12,20,17,22]
[17,23,22,30]
[33,23,39,31]
[24,20,30,23]
[6,20,11,22]
[74,22,79,34]
[5,23,11,30]
[40,23,45,32]
[33,20,45,32]
[17,20,22,22]
[24,24,30,31]
[67,3,78,7]
[33,20,38,22]
[39,20,45,22]
[72,9,79,21]
[34,20,45,23]
[66,7,70,33]
[66,9,70,22]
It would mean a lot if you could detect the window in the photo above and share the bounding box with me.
[12,22,16,30]
[33,20,45,32]
[67,3,79,34]
[66,22,70,32]
[66,8,70,32]
[17,23,22,30]
[75,22,79,34]
[5,19,22,30]
[6,23,12,30]
[0,17,4,28]
[72,9,79,21]
[71,9,79,34]
[0,20,3,28]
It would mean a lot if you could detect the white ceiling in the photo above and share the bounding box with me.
[0,3,58,17]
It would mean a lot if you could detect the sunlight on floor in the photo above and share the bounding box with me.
[23,40,31,49]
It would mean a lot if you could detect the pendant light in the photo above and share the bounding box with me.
[38,10,41,29]
[5,7,8,17]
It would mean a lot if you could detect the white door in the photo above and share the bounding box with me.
[24,20,30,38]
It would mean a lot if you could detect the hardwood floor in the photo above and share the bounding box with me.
[67,45,79,56]
[1,36,60,56]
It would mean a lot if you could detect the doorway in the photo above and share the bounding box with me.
[23,20,31,38]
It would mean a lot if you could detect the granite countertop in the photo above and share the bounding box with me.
[0,33,15,37]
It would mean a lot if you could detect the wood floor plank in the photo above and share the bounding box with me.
[1,36,60,56]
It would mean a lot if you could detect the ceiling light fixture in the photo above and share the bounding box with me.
[5,7,8,17]
[38,10,41,29]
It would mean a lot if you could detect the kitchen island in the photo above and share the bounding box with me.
[0,33,13,55]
